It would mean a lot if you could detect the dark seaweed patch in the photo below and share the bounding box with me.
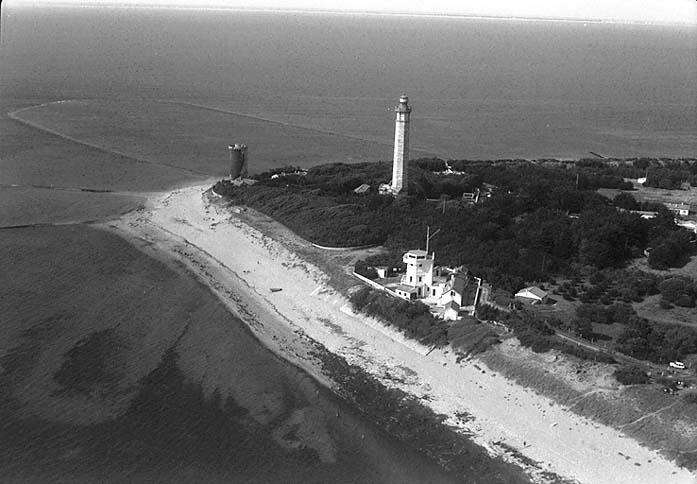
[53,329,123,396]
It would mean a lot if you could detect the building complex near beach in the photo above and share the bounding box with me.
[364,249,481,322]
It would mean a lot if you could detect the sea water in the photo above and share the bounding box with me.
[2,6,696,162]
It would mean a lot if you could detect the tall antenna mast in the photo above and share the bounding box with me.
[425,225,440,254]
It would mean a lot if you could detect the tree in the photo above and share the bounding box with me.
[614,366,649,385]
[634,158,650,170]
[658,277,695,305]
[649,230,694,270]
[574,318,594,339]
[613,192,639,211]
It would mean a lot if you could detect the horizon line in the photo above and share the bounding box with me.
[7,3,697,27]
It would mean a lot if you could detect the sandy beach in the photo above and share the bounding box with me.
[106,184,696,484]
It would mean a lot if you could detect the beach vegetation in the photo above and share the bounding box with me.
[349,287,449,347]
[447,317,501,355]
[613,365,650,385]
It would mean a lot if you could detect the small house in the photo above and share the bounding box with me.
[634,210,658,220]
[443,301,460,321]
[354,183,371,194]
[375,266,389,279]
[461,189,480,204]
[515,286,548,304]
[440,275,468,307]
[394,285,418,301]
[667,203,690,217]
[676,220,697,233]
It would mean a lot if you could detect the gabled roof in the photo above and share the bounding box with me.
[445,301,460,311]
[516,286,548,300]
[451,276,468,295]
[395,285,419,294]
[353,183,371,194]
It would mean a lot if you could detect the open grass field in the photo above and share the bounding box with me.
[634,295,697,328]
[632,253,697,280]
[629,256,697,327]
[598,186,697,212]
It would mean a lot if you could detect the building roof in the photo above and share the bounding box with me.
[515,286,548,300]
[451,276,468,295]
[395,285,419,294]
[445,301,460,311]
[353,183,371,194]
[406,249,429,257]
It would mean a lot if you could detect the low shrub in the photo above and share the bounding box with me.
[614,365,650,385]
[350,287,448,347]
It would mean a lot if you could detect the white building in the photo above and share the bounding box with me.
[676,219,697,233]
[667,203,690,217]
[392,249,477,319]
[395,249,433,298]
[515,286,548,304]
[443,301,460,321]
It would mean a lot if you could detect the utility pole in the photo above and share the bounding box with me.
[541,253,546,273]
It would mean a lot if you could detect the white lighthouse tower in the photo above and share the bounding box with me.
[391,94,411,194]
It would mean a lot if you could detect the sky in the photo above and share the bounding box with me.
[6,0,697,25]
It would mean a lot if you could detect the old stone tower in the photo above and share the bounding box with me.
[391,94,411,194]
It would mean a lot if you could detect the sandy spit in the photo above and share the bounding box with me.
[105,184,696,484]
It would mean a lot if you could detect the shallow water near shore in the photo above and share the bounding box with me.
[0,225,475,483]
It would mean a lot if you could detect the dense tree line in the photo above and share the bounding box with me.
[215,159,694,291]
[616,318,697,363]
[577,157,697,187]
[658,277,697,308]
[480,308,615,362]
[646,168,693,190]
[612,192,663,213]
[570,301,697,363]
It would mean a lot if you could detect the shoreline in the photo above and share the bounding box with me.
[105,183,695,484]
